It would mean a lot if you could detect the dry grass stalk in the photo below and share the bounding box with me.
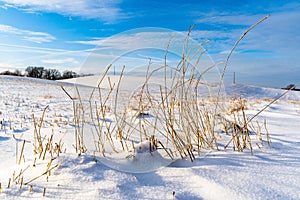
[19,177,23,189]
[13,165,30,184]
[43,187,46,197]
[24,157,64,185]
[61,85,87,154]
[264,119,271,146]
[7,178,11,189]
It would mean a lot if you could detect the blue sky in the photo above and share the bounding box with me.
[0,0,299,87]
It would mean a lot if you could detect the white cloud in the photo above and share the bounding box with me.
[0,42,91,72]
[240,11,300,52]
[199,10,300,87]
[0,62,14,69]
[0,24,19,33]
[74,29,205,51]
[0,43,94,55]
[70,29,217,75]
[0,0,128,23]
[73,28,248,59]
[196,13,266,26]
[42,58,79,64]
[188,10,300,58]
[0,24,55,43]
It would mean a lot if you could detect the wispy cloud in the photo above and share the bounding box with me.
[73,30,202,50]
[0,24,55,43]
[0,43,93,66]
[0,62,14,69]
[0,42,92,72]
[191,9,300,87]
[73,29,244,62]
[0,0,128,23]
[42,58,79,64]
[0,43,94,54]
[239,11,300,53]
[195,13,266,26]
[188,9,300,57]
[70,29,217,75]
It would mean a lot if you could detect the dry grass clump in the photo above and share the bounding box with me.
[4,105,65,197]
[228,97,247,114]
[63,42,220,162]
[61,15,275,163]
[222,99,271,153]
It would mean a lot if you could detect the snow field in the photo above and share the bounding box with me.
[0,75,299,199]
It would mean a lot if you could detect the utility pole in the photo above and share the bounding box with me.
[233,72,236,84]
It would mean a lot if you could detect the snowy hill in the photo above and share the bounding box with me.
[0,75,300,199]
[225,83,300,101]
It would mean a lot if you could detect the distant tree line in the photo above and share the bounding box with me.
[0,66,87,80]
[0,70,23,76]
[24,66,79,80]
[282,84,300,91]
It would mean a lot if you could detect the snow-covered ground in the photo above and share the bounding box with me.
[0,75,300,199]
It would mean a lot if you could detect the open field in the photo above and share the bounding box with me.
[0,75,300,199]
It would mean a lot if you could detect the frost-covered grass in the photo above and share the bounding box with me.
[0,75,300,199]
